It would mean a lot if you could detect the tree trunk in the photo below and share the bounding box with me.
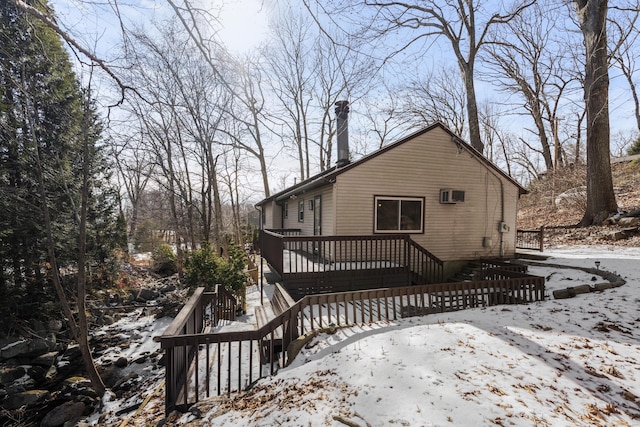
[575,0,617,225]
[462,63,483,153]
[77,95,106,395]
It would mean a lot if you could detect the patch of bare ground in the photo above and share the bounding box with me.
[517,160,640,247]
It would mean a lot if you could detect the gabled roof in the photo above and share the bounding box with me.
[256,122,527,207]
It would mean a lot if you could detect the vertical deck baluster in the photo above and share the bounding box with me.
[182,345,188,406]
[217,342,221,395]
[227,341,232,396]
[238,340,242,392]
[249,340,253,387]
[194,343,199,403]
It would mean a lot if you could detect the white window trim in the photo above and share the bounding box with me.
[374,196,424,234]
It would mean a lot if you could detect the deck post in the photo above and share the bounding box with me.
[539,226,545,252]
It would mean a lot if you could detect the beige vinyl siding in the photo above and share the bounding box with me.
[334,126,519,261]
[262,201,282,229]
[280,187,334,236]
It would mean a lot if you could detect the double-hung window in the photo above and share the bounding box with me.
[374,196,424,233]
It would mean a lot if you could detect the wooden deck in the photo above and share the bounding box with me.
[157,262,545,413]
[260,230,444,298]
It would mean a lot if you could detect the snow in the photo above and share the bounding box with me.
[182,246,640,427]
[81,246,640,426]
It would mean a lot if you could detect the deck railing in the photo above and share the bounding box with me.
[516,227,545,252]
[260,229,444,297]
[158,262,544,413]
[155,285,237,412]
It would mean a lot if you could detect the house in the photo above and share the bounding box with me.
[256,102,527,298]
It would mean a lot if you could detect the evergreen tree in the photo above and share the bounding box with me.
[628,136,640,156]
[0,0,124,329]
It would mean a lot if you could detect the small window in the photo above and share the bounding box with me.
[298,200,304,222]
[283,202,288,219]
[308,199,314,210]
[374,196,423,233]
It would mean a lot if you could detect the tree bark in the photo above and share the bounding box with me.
[575,0,618,225]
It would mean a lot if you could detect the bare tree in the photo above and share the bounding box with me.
[265,11,315,180]
[110,129,155,250]
[485,1,581,172]
[400,67,467,137]
[574,0,618,225]
[609,12,640,134]
[356,79,410,153]
[304,0,534,154]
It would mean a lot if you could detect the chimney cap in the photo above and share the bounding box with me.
[335,100,349,114]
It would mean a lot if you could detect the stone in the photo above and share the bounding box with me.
[572,284,592,295]
[45,365,58,381]
[40,400,86,427]
[33,351,59,367]
[0,366,26,385]
[136,288,159,301]
[27,365,46,382]
[1,389,49,410]
[594,282,614,291]
[553,288,575,299]
[0,337,53,361]
[48,319,64,333]
[618,217,639,227]
[606,230,627,241]
[114,356,128,368]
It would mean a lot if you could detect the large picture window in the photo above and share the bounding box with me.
[375,196,424,233]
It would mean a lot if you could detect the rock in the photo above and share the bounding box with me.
[606,230,627,241]
[618,217,639,227]
[133,354,148,364]
[0,337,53,361]
[113,372,139,392]
[572,284,592,295]
[1,389,49,410]
[27,365,46,382]
[33,351,59,367]
[48,319,64,333]
[62,377,97,398]
[554,186,586,207]
[623,208,640,218]
[40,400,86,427]
[553,288,575,299]
[0,366,26,385]
[160,284,177,293]
[114,356,128,368]
[135,288,159,301]
[45,365,58,381]
[594,282,614,291]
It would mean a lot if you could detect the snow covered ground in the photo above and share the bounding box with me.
[178,246,640,427]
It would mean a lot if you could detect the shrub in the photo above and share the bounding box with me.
[184,243,247,297]
[152,244,177,276]
[628,135,640,156]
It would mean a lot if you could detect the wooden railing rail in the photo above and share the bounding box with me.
[156,285,237,413]
[159,270,544,413]
[260,230,444,294]
[516,227,545,252]
[406,236,444,284]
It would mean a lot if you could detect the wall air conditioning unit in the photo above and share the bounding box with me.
[440,189,465,204]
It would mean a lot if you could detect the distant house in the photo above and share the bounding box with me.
[256,102,526,297]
